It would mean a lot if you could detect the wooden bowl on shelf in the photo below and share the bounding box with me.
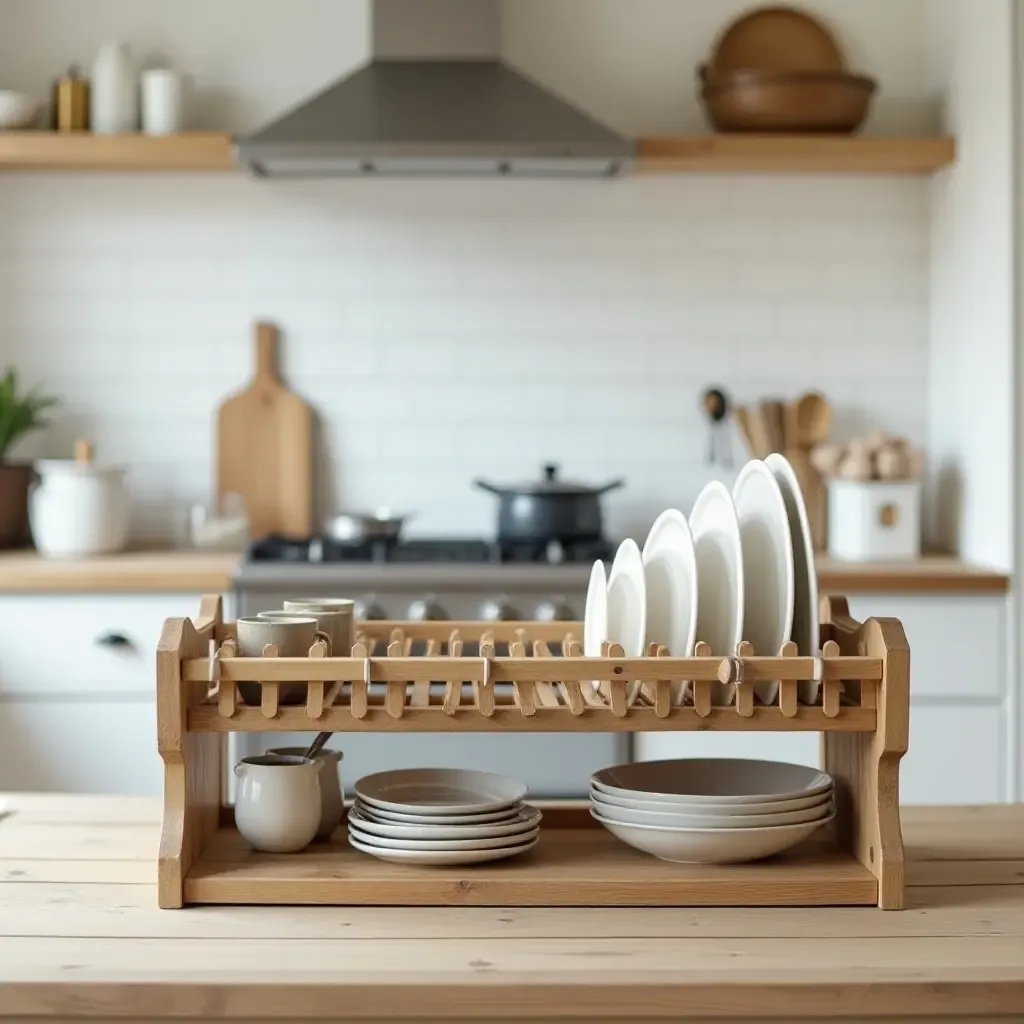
[701,70,876,134]
[707,5,845,77]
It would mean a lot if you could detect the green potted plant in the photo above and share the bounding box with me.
[0,368,58,548]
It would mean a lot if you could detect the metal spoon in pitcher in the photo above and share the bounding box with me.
[304,732,332,760]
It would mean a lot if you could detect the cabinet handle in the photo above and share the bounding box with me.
[95,631,133,649]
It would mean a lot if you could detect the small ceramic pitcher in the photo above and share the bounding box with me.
[268,745,343,839]
[235,616,331,706]
[284,598,355,656]
[234,754,321,853]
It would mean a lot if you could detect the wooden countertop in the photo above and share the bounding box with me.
[0,795,1022,1021]
[815,554,1009,594]
[0,549,1010,595]
[0,549,238,593]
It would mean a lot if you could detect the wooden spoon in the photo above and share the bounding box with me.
[793,391,832,446]
[785,391,833,551]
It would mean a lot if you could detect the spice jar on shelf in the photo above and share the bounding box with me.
[52,67,90,132]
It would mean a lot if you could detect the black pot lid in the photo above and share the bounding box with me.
[496,464,612,496]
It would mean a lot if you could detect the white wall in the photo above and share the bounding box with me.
[0,0,936,543]
[927,0,1016,570]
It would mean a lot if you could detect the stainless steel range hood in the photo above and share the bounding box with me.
[235,0,634,179]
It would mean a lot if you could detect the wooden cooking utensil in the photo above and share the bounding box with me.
[708,6,845,78]
[794,391,833,445]
[759,400,786,455]
[733,405,758,458]
[784,391,833,552]
[216,321,313,539]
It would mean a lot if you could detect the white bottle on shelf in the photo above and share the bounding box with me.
[90,42,137,134]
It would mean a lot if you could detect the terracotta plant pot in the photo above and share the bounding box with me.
[0,461,34,548]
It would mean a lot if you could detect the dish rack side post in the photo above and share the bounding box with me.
[156,595,223,909]
[821,597,910,910]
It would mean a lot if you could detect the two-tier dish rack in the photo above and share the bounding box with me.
[157,594,909,910]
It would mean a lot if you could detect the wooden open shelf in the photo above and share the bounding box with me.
[185,807,877,907]
[636,135,955,174]
[157,595,910,911]
[0,131,954,175]
[0,131,235,171]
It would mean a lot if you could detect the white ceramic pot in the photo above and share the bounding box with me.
[268,746,343,839]
[29,458,129,558]
[234,755,321,853]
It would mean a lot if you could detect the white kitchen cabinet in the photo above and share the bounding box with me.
[0,700,162,795]
[637,593,1011,805]
[901,705,1005,804]
[0,593,210,795]
[844,595,1006,700]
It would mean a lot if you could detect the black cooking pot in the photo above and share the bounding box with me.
[474,464,624,543]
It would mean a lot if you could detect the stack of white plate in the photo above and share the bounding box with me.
[349,768,540,865]
[591,758,834,864]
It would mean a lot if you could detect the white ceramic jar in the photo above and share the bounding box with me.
[91,42,137,134]
[29,450,129,558]
[827,479,921,562]
[234,755,322,853]
[140,68,184,135]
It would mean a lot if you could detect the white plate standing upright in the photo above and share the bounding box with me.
[765,453,820,703]
[732,460,794,705]
[583,559,609,698]
[688,481,744,705]
[641,509,698,705]
[605,539,647,705]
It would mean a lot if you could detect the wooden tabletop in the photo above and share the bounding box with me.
[0,550,1010,595]
[0,795,1022,1021]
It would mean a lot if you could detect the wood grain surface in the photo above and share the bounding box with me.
[0,796,1023,1020]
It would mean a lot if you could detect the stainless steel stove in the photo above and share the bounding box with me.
[230,534,629,797]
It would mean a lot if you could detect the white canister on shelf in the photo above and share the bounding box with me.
[29,441,130,558]
[827,479,921,562]
[140,68,184,135]
[90,42,137,134]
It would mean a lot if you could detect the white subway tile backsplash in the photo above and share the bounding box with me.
[0,174,929,541]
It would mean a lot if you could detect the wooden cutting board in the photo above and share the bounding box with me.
[216,322,313,539]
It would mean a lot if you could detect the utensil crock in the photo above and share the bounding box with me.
[234,755,322,853]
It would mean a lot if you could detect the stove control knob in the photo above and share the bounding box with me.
[408,595,447,621]
[480,596,519,622]
[534,597,575,622]
[355,595,387,621]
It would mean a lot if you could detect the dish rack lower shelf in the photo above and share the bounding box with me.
[185,807,878,908]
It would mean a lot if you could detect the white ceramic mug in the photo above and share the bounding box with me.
[140,68,184,135]
[283,599,355,656]
[235,616,330,705]
[234,754,321,853]
[268,746,343,839]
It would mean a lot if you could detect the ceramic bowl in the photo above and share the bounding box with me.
[348,804,541,841]
[354,768,527,815]
[348,831,539,866]
[590,785,832,817]
[592,758,832,806]
[348,821,541,852]
[354,800,526,826]
[591,807,835,864]
[0,91,39,129]
[590,792,831,829]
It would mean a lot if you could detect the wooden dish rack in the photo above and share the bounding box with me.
[157,594,909,911]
